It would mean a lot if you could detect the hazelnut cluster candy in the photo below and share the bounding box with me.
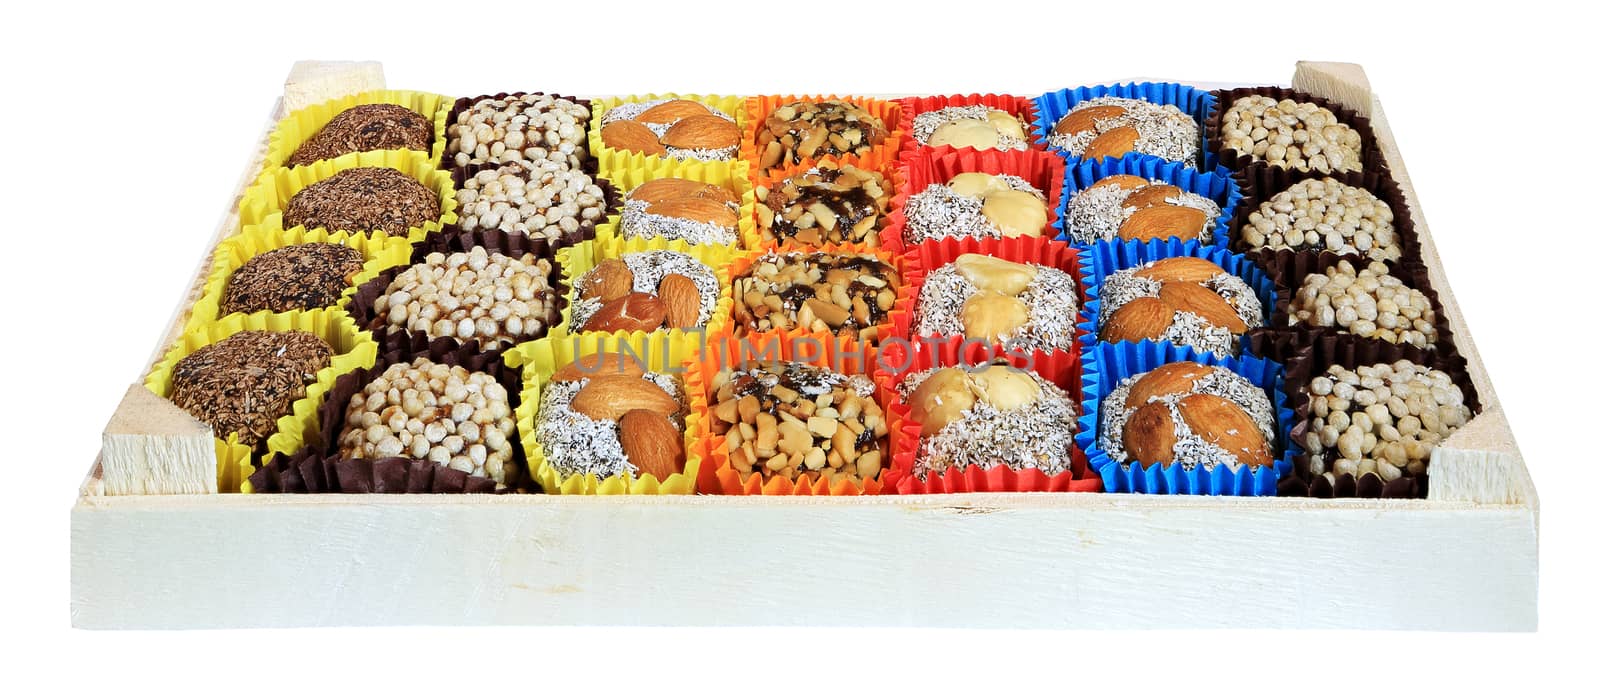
[912,254,1078,353]
[903,172,1049,244]
[1303,361,1471,483]
[1221,96,1363,173]
[911,106,1030,151]
[339,358,516,486]
[710,362,887,485]
[757,164,892,247]
[1240,178,1400,261]
[600,99,741,161]
[374,247,559,349]
[1288,260,1437,349]
[755,100,887,172]
[457,160,608,243]
[732,252,900,341]
[1098,257,1263,356]
[446,93,591,170]
[901,363,1078,478]
[1065,174,1221,244]
[619,178,741,246]
[1049,97,1200,166]
[571,250,720,333]
[536,352,686,481]
[1099,361,1277,470]
[287,103,433,167]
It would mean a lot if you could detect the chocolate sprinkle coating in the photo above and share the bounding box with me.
[170,330,335,449]
[286,104,434,167]
[222,243,365,315]
[283,167,441,236]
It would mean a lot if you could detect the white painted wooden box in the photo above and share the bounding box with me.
[70,61,1538,631]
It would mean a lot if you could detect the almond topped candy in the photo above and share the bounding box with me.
[1098,361,1277,471]
[755,100,887,172]
[571,250,721,333]
[1048,96,1201,167]
[1064,175,1221,244]
[911,253,1078,353]
[910,106,1030,151]
[899,362,1078,479]
[599,98,741,161]
[618,177,741,246]
[902,172,1050,244]
[536,355,688,482]
[709,361,888,486]
[1096,256,1264,356]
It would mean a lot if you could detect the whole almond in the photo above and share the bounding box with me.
[1123,402,1178,466]
[646,197,739,229]
[1101,296,1174,343]
[582,292,667,333]
[618,409,685,480]
[602,120,665,156]
[1117,204,1209,241]
[1176,394,1272,466]
[630,178,738,207]
[662,115,741,150]
[1127,361,1215,406]
[1123,184,1183,210]
[1082,126,1140,160]
[1087,174,1149,191]
[635,99,711,124]
[552,351,647,382]
[572,375,680,421]
[1055,105,1126,136]
[582,259,635,302]
[1159,282,1247,333]
[656,273,702,328]
[1134,257,1227,284]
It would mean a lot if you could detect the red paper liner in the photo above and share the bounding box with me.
[748,156,899,251]
[442,92,596,174]
[686,328,898,495]
[448,161,621,250]
[248,331,532,494]
[1205,86,1388,177]
[887,145,1066,252]
[879,341,1098,495]
[346,227,569,360]
[895,94,1044,154]
[1252,249,1459,361]
[1229,166,1422,269]
[721,243,908,347]
[1247,329,1480,499]
[892,235,1088,362]
[742,95,905,178]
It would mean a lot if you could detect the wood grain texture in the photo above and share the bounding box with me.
[100,385,216,496]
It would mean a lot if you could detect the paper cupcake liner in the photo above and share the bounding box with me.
[749,155,898,252]
[1077,340,1299,496]
[895,94,1044,154]
[687,328,896,495]
[440,92,596,174]
[1246,329,1480,499]
[247,330,531,494]
[596,157,757,252]
[238,149,459,244]
[555,230,736,342]
[448,162,621,251]
[144,308,379,493]
[880,341,1098,495]
[1228,166,1422,268]
[1030,82,1216,170]
[587,94,749,175]
[346,228,570,361]
[889,145,1066,251]
[505,334,704,495]
[187,222,413,333]
[1055,153,1241,249]
[260,89,452,177]
[1076,239,1275,354]
[893,235,1087,362]
[1204,86,1388,177]
[742,95,905,177]
[722,243,908,346]
[1254,249,1459,360]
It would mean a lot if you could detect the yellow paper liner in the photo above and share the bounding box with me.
[144,308,379,493]
[505,334,704,495]
[259,90,452,177]
[238,149,459,244]
[186,222,413,333]
[587,94,749,176]
[747,155,898,251]
[556,229,737,340]
[686,328,899,496]
[721,243,908,346]
[598,157,758,252]
[742,95,905,178]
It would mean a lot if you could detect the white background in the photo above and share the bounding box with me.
[3,0,1594,697]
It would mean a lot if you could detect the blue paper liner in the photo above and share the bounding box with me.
[1076,341,1299,496]
[1029,82,1217,171]
[1054,154,1242,249]
[1076,239,1276,354]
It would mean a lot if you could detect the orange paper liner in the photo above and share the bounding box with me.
[894,94,1044,154]
[686,328,899,495]
[746,155,901,251]
[741,95,905,178]
[720,243,908,346]
[879,341,1098,495]
[887,145,1066,253]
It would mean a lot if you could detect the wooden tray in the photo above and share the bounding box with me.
[70,61,1538,631]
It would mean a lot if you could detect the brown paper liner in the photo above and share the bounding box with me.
[448,161,621,250]
[1229,166,1422,269]
[1246,329,1480,499]
[1205,87,1388,177]
[248,330,533,494]
[346,227,570,359]
[441,92,597,174]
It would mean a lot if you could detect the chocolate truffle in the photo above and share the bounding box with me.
[731,251,900,341]
[709,361,888,485]
[457,160,609,244]
[900,363,1078,478]
[374,247,559,349]
[911,253,1078,354]
[286,103,433,167]
[902,172,1049,243]
[1288,260,1437,349]
[1097,257,1263,356]
[1064,174,1221,244]
[1239,178,1399,261]
[221,243,364,315]
[1302,360,1472,482]
[571,250,720,332]
[754,100,887,171]
[1220,96,1363,173]
[618,177,741,246]
[282,167,441,236]
[536,355,686,481]
[338,358,517,486]
[446,93,592,170]
[1098,361,1276,470]
[1049,97,1200,166]
[169,330,334,449]
[757,164,893,247]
